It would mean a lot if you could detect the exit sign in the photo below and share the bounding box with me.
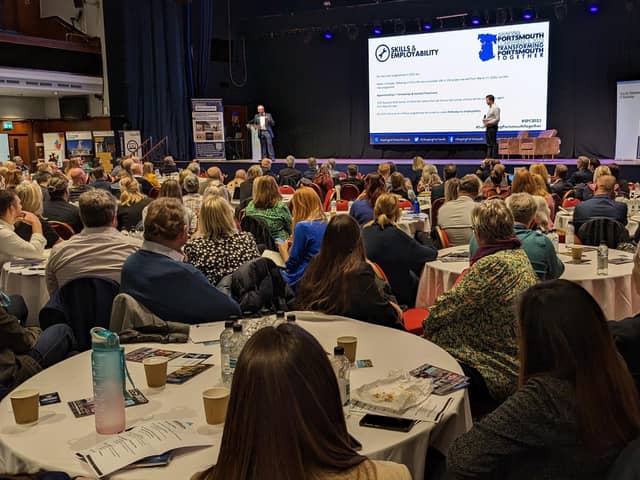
[2,121,12,130]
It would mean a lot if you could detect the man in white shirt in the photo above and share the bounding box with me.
[483,94,501,159]
[45,190,141,294]
[251,104,275,161]
[438,174,482,246]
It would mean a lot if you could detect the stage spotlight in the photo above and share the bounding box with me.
[522,7,534,20]
[587,1,600,14]
[372,22,383,36]
[323,30,334,40]
[422,18,433,31]
[470,11,482,25]
[394,19,406,34]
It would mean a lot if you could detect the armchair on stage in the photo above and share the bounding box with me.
[499,129,561,159]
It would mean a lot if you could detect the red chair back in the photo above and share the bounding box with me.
[435,226,451,249]
[49,221,75,240]
[368,261,389,282]
[279,185,295,195]
[398,199,412,210]
[149,187,160,199]
[562,198,581,208]
[340,183,360,201]
[323,188,337,211]
[338,172,347,180]
[431,197,446,229]
[308,182,324,201]
[336,200,349,211]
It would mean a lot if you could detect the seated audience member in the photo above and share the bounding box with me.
[302,157,319,181]
[550,164,572,197]
[431,164,456,201]
[183,175,203,215]
[278,155,302,187]
[389,172,414,201]
[363,194,437,307]
[116,177,152,231]
[3,169,23,189]
[588,157,601,173]
[185,195,259,286]
[67,168,93,203]
[327,158,341,181]
[447,280,640,479]
[532,195,553,232]
[142,161,161,189]
[13,155,28,173]
[425,200,537,401]
[582,165,614,201]
[568,155,593,185]
[349,173,386,226]
[532,173,556,220]
[296,215,402,328]
[573,175,627,233]
[46,190,141,294]
[238,165,263,204]
[90,167,112,192]
[277,187,327,290]
[14,182,60,249]
[245,176,292,241]
[470,193,564,280]
[438,174,482,246]
[186,160,201,177]
[512,169,555,218]
[378,162,392,190]
[193,323,411,480]
[143,179,197,234]
[261,158,278,182]
[121,198,241,324]
[43,176,83,234]
[131,162,153,196]
[203,184,230,202]
[200,166,230,200]
[0,190,46,266]
[411,156,425,191]
[340,164,365,192]
[482,164,510,198]
[444,178,461,202]
[609,163,630,197]
[530,163,551,191]
[34,171,52,202]
[161,155,178,175]
[312,163,335,199]
[110,158,123,177]
[226,168,247,191]
[0,293,77,393]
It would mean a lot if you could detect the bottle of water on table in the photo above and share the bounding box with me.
[220,320,236,385]
[91,327,126,434]
[597,241,609,276]
[228,324,247,380]
[331,346,351,417]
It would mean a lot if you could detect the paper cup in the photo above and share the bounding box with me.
[143,357,169,388]
[571,246,584,261]
[203,387,230,425]
[10,389,39,425]
[337,336,358,363]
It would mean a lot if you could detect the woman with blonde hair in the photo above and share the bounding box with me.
[277,187,327,290]
[411,156,425,190]
[532,173,556,220]
[417,164,442,193]
[117,177,152,231]
[142,161,160,189]
[530,163,551,190]
[363,194,437,307]
[3,169,23,189]
[582,165,614,201]
[444,178,461,202]
[185,195,259,285]
[14,182,61,248]
[245,176,292,241]
[144,178,197,233]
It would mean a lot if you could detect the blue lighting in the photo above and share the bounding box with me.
[373,26,383,35]
[422,22,432,31]
[323,31,333,40]
[522,8,534,20]
[588,3,600,13]
[471,16,481,25]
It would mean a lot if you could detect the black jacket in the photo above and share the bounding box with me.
[43,199,83,234]
[278,167,302,187]
[238,179,254,203]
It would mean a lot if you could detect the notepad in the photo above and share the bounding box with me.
[190,324,222,344]
[261,249,286,268]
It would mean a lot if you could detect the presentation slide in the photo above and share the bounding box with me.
[368,21,550,145]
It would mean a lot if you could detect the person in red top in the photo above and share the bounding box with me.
[312,163,335,199]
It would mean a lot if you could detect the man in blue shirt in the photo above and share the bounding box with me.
[573,175,627,234]
[121,198,241,324]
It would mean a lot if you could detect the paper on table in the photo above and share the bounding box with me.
[75,419,213,478]
[190,324,221,344]
[352,395,454,424]
[261,249,286,268]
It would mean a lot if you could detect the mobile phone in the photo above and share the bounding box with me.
[348,433,362,451]
[359,414,416,433]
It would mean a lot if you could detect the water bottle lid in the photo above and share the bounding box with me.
[276,310,285,318]
[286,314,296,322]
[90,327,120,348]
[233,324,243,332]
[334,346,345,356]
[225,321,235,328]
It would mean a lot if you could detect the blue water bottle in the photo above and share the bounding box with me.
[413,199,421,214]
[91,327,126,434]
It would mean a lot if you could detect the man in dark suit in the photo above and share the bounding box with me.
[431,164,457,202]
[568,156,593,186]
[340,164,364,191]
[573,175,627,233]
[279,155,302,187]
[550,164,572,197]
[251,105,275,160]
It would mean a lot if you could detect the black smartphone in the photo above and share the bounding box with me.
[359,414,416,433]
[348,434,363,451]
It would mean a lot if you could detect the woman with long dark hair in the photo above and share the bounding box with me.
[349,173,387,226]
[194,323,410,480]
[447,280,640,479]
[296,214,402,327]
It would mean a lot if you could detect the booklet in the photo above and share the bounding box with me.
[166,364,213,384]
[261,249,286,268]
[125,347,184,363]
[75,419,213,477]
[68,389,149,418]
[409,363,470,395]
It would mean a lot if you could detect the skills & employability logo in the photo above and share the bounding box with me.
[375,44,438,62]
[478,30,546,62]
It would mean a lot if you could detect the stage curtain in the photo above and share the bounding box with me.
[191,0,214,98]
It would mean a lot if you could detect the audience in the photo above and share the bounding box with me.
[303,157,318,181]
[532,195,553,232]
[89,167,112,193]
[14,182,60,249]
[363,194,437,307]
[431,164,457,201]
[277,187,327,291]
[34,171,52,202]
[568,156,592,185]
[532,173,556,219]
[121,198,241,324]
[43,176,83,234]
[131,162,153,196]
[349,173,386,226]
[411,156,425,191]
[226,168,247,192]
[0,190,46,266]
[581,165,613,201]
[67,168,92,203]
[573,174,627,233]
[278,155,302,187]
[438,174,481,246]
[340,164,364,192]
[3,169,22,189]
[261,158,278,181]
[312,163,335,199]
[447,280,640,478]
[417,164,442,194]
[470,193,564,281]
[444,178,460,202]
[529,163,551,191]
[46,190,141,294]
[183,175,204,215]
[609,163,630,197]
[142,161,160,189]
[200,166,230,201]
[144,179,197,234]
[550,164,572,197]
[297,215,402,327]
[389,172,414,201]
[238,165,263,204]
[193,323,410,480]
[482,164,510,199]
[161,155,178,175]
[327,158,340,181]
[425,200,537,401]
[245,176,292,241]
[378,162,392,190]
[13,155,28,173]
[185,195,259,286]
[116,177,152,231]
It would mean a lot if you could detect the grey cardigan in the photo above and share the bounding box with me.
[447,376,622,479]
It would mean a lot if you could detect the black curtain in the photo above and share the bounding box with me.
[191,0,214,97]
[104,0,192,161]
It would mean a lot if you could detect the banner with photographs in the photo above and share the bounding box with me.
[93,130,116,172]
[43,132,66,166]
[65,131,93,163]
[191,98,226,160]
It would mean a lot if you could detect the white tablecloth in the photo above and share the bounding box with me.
[0,261,49,327]
[0,313,471,479]
[416,246,640,320]
[555,211,639,237]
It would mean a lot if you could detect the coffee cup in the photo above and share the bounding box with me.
[337,336,357,363]
[143,357,169,388]
[10,389,39,425]
[571,245,584,261]
[203,387,230,425]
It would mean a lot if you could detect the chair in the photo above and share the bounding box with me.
[403,308,429,336]
[577,217,629,249]
[49,221,75,240]
[308,182,324,201]
[562,197,581,209]
[336,200,349,211]
[340,183,360,201]
[551,193,562,214]
[148,187,160,199]
[367,261,388,282]
[323,188,337,211]
[279,185,295,195]
[519,129,560,159]
[240,215,276,252]
[39,277,120,351]
[608,316,640,394]
[435,226,452,249]
[606,435,640,479]
[498,131,529,159]
[338,172,347,180]
[398,199,412,210]
[430,197,446,230]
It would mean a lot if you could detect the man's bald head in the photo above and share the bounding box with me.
[131,163,143,175]
[207,166,223,180]
[596,175,616,195]
[69,167,86,184]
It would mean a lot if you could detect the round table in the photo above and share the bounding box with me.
[555,211,639,237]
[416,245,639,320]
[0,314,471,479]
[0,260,49,327]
